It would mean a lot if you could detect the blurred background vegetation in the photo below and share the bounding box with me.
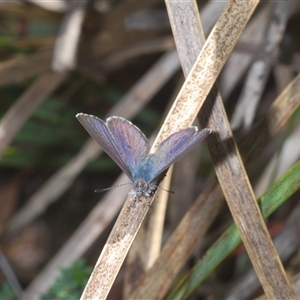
[0,1,299,299]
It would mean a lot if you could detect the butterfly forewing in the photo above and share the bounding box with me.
[150,127,211,181]
[107,117,149,180]
[76,114,133,180]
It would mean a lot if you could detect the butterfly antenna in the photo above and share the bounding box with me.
[95,182,132,193]
[155,185,175,194]
[149,186,174,207]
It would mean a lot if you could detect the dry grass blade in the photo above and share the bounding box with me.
[231,1,296,130]
[255,124,300,196]
[97,36,175,72]
[256,274,300,300]
[0,249,23,297]
[153,0,258,145]
[52,1,86,71]
[0,50,53,86]
[80,0,261,299]
[123,100,177,296]
[124,1,227,294]
[129,69,300,300]
[27,0,66,13]
[172,0,293,297]
[219,4,272,99]
[123,168,172,296]
[0,1,61,20]
[129,178,223,300]
[242,73,300,168]
[0,71,66,157]
[129,0,296,299]
[204,96,295,300]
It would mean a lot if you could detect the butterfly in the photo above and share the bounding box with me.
[76,113,211,201]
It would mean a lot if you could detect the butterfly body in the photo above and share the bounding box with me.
[76,113,211,201]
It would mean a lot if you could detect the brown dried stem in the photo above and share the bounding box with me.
[80,1,262,299]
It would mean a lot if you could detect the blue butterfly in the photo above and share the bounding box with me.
[76,114,211,200]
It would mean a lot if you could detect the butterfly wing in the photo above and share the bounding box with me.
[76,113,133,180]
[149,127,211,181]
[107,116,149,181]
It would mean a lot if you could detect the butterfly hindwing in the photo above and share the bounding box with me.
[107,117,150,181]
[76,113,133,180]
[150,127,211,181]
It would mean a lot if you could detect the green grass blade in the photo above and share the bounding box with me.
[167,160,300,299]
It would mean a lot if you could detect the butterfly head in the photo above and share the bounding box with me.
[128,179,156,200]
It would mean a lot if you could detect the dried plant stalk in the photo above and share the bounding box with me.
[130,72,300,298]
[80,1,262,299]
[124,2,227,292]
[130,0,296,299]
